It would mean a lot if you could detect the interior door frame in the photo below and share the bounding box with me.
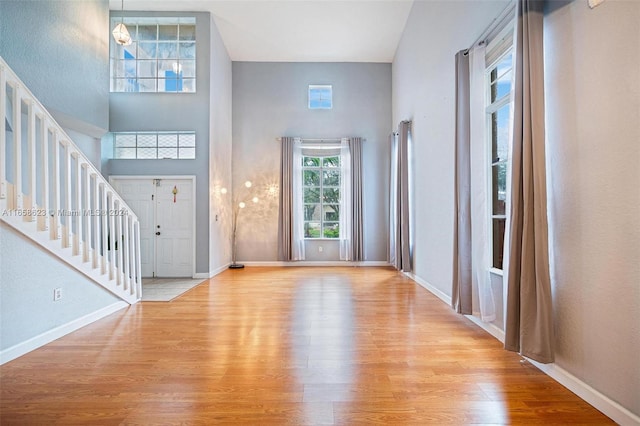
[109,175,197,278]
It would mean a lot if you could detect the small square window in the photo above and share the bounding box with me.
[309,85,332,109]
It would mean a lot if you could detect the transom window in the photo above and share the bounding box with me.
[110,17,196,93]
[113,131,196,159]
[486,35,514,270]
[302,155,341,238]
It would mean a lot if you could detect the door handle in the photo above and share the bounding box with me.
[156,231,161,236]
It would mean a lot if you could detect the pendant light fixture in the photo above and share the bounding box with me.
[112,0,132,46]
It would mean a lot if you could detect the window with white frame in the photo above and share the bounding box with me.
[302,155,341,238]
[113,131,196,159]
[486,28,514,270]
[110,17,196,93]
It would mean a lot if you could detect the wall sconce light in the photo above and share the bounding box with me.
[112,0,132,46]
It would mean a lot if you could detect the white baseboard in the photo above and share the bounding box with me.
[402,272,639,425]
[465,314,505,342]
[528,359,640,426]
[193,263,230,279]
[404,271,452,305]
[0,301,128,365]
[240,261,390,267]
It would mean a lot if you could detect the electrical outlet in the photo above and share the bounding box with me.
[318,246,323,253]
[53,288,62,301]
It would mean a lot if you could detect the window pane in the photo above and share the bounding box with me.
[178,147,195,159]
[323,188,340,203]
[158,42,178,59]
[115,134,136,147]
[158,25,178,41]
[137,60,157,78]
[181,60,196,78]
[492,218,506,269]
[491,103,511,163]
[323,156,340,168]
[180,42,196,59]
[491,69,512,103]
[323,170,340,186]
[158,147,178,159]
[324,205,339,221]
[114,60,136,78]
[137,147,157,159]
[303,170,320,186]
[115,147,136,159]
[182,79,196,92]
[492,163,507,215]
[305,222,321,238]
[304,188,320,203]
[137,134,157,148]
[137,79,157,92]
[179,133,195,147]
[323,222,339,239]
[137,25,157,41]
[303,156,320,167]
[179,24,196,41]
[158,133,178,147]
[138,42,157,59]
[304,204,321,221]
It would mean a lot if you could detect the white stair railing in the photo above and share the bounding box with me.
[0,56,141,304]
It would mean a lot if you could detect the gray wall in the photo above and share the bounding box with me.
[208,15,233,272]
[544,0,640,415]
[0,224,121,351]
[393,0,640,419]
[392,0,509,302]
[0,0,110,133]
[106,12,212,275]
[232,62,391,262]
[0,0,120,353]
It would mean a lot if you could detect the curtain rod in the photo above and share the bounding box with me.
[466,2,515,53]
[275,137,366,142]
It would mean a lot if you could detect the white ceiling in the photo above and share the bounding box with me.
[109,0,415,62]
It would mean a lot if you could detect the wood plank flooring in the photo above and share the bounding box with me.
[0,267,613,425]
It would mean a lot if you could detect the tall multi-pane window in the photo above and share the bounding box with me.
[302,155,341,239]
[486,33,513,270]
[110,17,196,93]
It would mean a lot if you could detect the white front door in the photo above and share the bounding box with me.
[111,177,194,278]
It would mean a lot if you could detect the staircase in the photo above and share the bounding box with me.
[0,57,141,304]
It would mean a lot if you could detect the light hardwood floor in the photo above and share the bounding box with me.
[0,267,613,425]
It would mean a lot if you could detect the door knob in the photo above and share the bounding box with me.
[156,231,161,236]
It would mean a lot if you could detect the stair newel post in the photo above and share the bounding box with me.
[127,214,137,295]
[38,120,49,232]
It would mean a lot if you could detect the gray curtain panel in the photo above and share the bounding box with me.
[393,121,412,272]
[349,137,364,261]
[452,50,473,315]
[504,0,555,364]
[277,137,294,261]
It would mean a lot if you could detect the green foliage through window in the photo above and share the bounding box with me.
[302,155,341,239]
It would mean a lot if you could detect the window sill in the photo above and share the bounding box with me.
[489,267,504,277]
[304,238,340,241]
